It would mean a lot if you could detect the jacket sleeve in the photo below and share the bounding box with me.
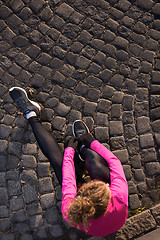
[90,140,128,205]
[61,147,77,216]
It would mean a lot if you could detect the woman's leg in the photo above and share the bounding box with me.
[80,147,110,184]
[28,117,63,185]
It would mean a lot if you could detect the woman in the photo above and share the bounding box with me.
[9,87,128,237]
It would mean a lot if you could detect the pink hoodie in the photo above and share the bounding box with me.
[61,140,128,237]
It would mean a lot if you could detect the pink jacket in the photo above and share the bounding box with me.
[61,140,128,237]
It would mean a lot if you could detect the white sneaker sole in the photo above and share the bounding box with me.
[9,87,41,112]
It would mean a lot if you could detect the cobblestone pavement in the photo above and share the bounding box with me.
[0,0,160,239]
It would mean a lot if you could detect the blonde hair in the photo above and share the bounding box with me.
[66,180,111,229]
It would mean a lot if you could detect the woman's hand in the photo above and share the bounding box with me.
[68,137,78,150]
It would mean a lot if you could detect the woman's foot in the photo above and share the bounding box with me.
[72,120,90,161]
[9,87,41,119]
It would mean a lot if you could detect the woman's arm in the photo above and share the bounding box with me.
[61,147,77,215]
[91,140,128,205]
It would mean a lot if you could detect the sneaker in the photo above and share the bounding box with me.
[72,120,90,161]
[9,87,41,117]
[72,120,90,138]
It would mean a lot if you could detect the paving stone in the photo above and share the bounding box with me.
[29,0,45,13]
[37,162,50,178]
[110,136,125,150]
[141,148,157,163]
[128,180,137,194]
[113,36,129,49]
[109,121,123,136]
[29,214,44,229]
[15,53,31,68]
[0,187,8,205]
[139,133,154,149]
[134,101,149,117]
[112,149,129,164]
[136,116,151,135]
[78,30,92,44]
[49,224,64,238]
[102,43,116,57]
[38,177,54,195]
[106,18,119,32]
[10,196,24,211]
[20,234,33,240]
[95,112,108,126]
[23,185,38,204]
[8,180,21,197]
[52,116,66,131]
[97,99,111,114]
[84,101,97,116]
[0,218,11,232]
[124,124,136,140]
[87,88,101,101]
[50,15,65,30]
[56,3,74,19]
[40,193,55,209]
[0,5,12,19]
[129,194,141,210]
[21,169,37,185]
[111,104,122,119]
[26,44,41,59]
[89,23,105,38]
[68,109,82,122]
[7,155,19,170]
[26,202,42,216]
[126,138,140,156]
[146,38,159,51]
[19,7,32,20]
[145,162,160,176]
[55,102,70,117]
[94,127,109,142]
[1,234,15,240]
[8,142,22,156]
[14,223,29,234]
[133,169,145,182]
[123,165,132,181]
[11,210,27,223]
[52,46,67,59]
[99,69,112,83]
[151,204,160,225]
[123,95,134,111]
[119,63,131,77]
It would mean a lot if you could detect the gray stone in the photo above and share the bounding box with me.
[0,124,11,139]
[94,127,109,142]
[123,95,134,111]
[52,116,66,131]
[110,136,126,150]
[0,218,11,232]
[129,194,141,210]
[8,180,21,197]
[10,196,24,211]
[145,162,160,176]
[38,177,54,194]
[68,109,82,123]
[55,102,71,117]
[11,210,27,223]
[128,181,137,194]
[23,185,38,204]
[124,124,136,139]
[29,0,45,13]
[95,112,108,126]
[123,165,132,180]
[22,143,37,155]
[97,99,111,113]
[139,133,154,148]
[84,101,97,116]
[141,148,157,163]
[134,169,145,182]
[37,162,50,177]
[111,104,122,119]
[126,138,139,156]
[49,224,64,238]
[119,210,156,239]
[130,155,142,169]
[136,116,151,134]
[56,3,74,19]
[112,149,129,164]
[151,204,160,225]
[21,170,37,185]
[40,193,55,209]
[20,155,37,169]
[109,121,123,136]
[0,206,9,218]
[29,215,44,229]
[7,155,19,170]
[152,119,160,133]
[26,202,42,216]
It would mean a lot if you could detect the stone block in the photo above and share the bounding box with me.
[97,99,111,113]
[145,162,160,176]
[133,169,145,182]
[130,155,142,169]
[39,177,54,195]
[126,138,140,156]
[136,116,151,134]
[110,136,125,150]
[37,163,50,177]
[52,116,66,131]
[56,3,74,19]
[49,224,64,238]
[118,210,156,239]
[139,133,154,148]
[23,185,38,204]
[22,143,37,155]
[40,193,55,209]
[141,148,157,163]
[109,121,123,136]
[151,203,160,225]
[84,101,97,116]
[129,194,141,210]
[112,149,129,164]
[94,127,109,142]
[152,119,160,133]
[124,124,136,139]
[10,196,24,211]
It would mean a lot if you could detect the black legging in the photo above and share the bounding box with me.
[28,117,110,186]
